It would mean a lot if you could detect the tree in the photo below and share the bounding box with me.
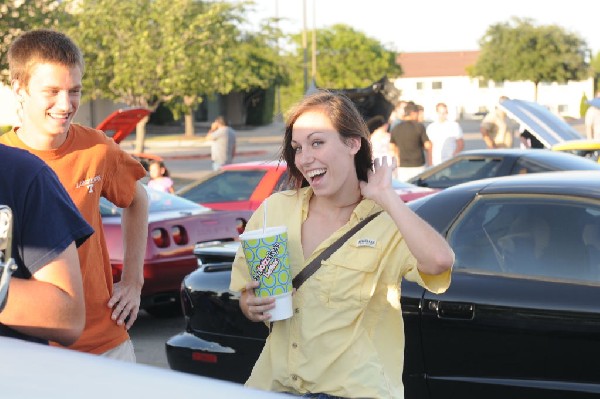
[0,0,67,84]
[590,51,600,95]
[281,24,401,113]
[164,12,289,134]
[471,18,590,101]
[64,0,287,145]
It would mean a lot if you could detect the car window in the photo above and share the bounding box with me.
[449,195,600,283]
[273,170,293,192]
[510,157,554,174]
[559,149,600,163]
[181,170,267,203]
[420,158,501,187]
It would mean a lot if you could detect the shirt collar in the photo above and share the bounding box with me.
[300,186,380,224]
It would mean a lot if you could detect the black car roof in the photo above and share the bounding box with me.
[446,170,600,198]
[458,148,600,169]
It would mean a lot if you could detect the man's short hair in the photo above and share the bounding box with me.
[214,116,228,126]
[8,29,84,86]
[404,102,418,116]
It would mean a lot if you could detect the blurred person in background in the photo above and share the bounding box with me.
[585,92,600,140]
[480,96,514,149]
[390,101,432,181]
[427,102,464,166]
[147,160,175,193]
[206,116,237,170]
[366,115,393,162]
[388,100,407,131]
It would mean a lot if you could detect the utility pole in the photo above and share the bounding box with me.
[275,0,282,122]
[302,0,308,94]
[311,0,316,83]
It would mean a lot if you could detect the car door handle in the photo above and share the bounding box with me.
[428,301,474,320]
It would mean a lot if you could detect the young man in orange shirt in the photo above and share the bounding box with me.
[1,29,149,361]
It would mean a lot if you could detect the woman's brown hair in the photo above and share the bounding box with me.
[280,90,373,189]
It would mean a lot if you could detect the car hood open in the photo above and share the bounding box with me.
[498,99,582,147]
[96,108,151,143]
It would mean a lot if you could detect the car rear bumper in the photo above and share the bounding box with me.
[165,331,263,384]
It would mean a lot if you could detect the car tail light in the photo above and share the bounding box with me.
[192,352,217,363]
[171,225,188,245]
[151,228,170,248]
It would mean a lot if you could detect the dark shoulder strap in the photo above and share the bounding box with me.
[292,211,383,290]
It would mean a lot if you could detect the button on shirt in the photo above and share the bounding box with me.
[230,187,452,398]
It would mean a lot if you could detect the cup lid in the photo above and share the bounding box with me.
[240,226,287,240]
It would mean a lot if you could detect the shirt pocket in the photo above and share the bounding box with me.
[316,244,380,309]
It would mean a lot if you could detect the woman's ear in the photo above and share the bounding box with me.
[349,136,362,155]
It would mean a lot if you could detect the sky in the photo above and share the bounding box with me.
[248,0,599,55]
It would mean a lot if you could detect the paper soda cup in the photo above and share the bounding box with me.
[240,226,293,321]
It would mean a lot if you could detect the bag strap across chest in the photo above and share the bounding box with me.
[292,211,383,290]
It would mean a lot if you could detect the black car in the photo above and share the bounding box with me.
[167,171,600,398]
[408,148,600,189]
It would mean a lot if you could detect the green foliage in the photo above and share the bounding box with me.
[0,0,68,84]
[471,17,590,96]
[281,24,401,113]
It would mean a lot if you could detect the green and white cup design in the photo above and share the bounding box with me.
[240,226,293,321]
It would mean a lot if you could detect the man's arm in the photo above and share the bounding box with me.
[108,181,148,330]
[423,140,433,166]
[454,138,465,155]
[389,142,400,165]
[480,124,496,149]
[0,242,84,346]
[585,109,594,140]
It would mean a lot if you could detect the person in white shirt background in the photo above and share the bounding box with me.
[426,102,464,166]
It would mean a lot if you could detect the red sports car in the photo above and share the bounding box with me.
[100,186,242,317]
[176,161,439,230]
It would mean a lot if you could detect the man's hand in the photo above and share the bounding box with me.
[108,280,142,330]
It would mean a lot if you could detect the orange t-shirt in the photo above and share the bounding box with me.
[0,124,146,354]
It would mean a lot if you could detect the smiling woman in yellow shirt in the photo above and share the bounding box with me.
[230,91,454,399]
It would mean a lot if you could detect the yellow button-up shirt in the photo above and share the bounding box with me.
[230,187,451,398]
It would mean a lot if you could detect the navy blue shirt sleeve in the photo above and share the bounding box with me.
[0,145,93,278]
[18,166,93,276]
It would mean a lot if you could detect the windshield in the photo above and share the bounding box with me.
[178,169,268,203]
[100,185,210,217]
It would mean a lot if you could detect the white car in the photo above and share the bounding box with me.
[0,336,288,399]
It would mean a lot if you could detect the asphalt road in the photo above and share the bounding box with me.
[129,310,184,369]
